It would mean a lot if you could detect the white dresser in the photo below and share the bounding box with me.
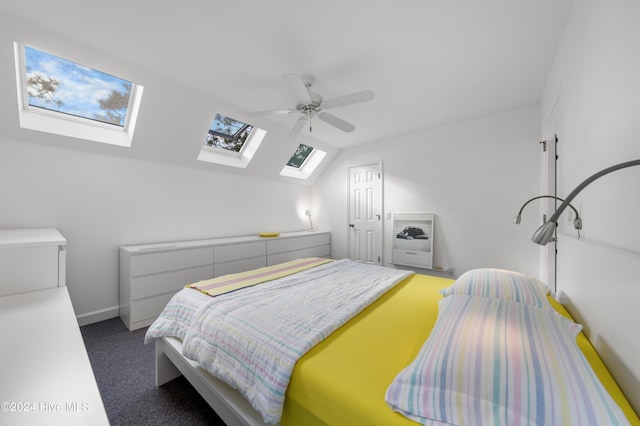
[120,231,331,330]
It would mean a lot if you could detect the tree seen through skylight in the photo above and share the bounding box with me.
[204,114,253,153]
[24,46,133,127]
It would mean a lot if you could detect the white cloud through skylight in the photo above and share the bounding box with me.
[24,46,133,127]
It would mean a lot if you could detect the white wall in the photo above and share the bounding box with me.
[541,0,640,412]
[0,137,313,324]
[313,106,542,279]
[0,13,315,323]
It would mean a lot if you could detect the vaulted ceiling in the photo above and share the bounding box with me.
[2,1,573,150]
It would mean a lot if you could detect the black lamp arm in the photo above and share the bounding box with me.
[547,159,640,224]
[517,195,581,229]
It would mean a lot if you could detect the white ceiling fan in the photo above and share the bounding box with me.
[249,74,375,139]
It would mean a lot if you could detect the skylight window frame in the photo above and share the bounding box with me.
[200,138,247,159]
[210,122,250,140]
[280,144,327,180]
[202,114,255,156]
[197,113,266,169]
[13,42,144,148]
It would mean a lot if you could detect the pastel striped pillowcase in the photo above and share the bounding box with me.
[439,268,551,308]
[385,294,629,425]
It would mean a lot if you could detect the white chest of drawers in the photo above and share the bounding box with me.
[120,231,330,330]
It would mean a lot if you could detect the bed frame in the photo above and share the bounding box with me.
[156,336,274,426]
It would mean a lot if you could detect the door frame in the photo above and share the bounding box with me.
[542,98,560,292]
[347,161,384,265]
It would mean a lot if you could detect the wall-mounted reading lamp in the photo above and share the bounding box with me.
[530,159,640,245]
[305,209,314,232]
[514,195,582,242]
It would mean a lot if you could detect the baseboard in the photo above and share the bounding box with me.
[76,305,119,326]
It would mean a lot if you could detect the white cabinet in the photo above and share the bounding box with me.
[120,231,330,330]
[267,232,331,265]
[0,228,66,297]
[214,241,266,277]
[120,247,215,330]
[391,213,435,269]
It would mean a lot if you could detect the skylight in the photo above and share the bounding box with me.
[24,46,133,127]
[286,144,314,168]
[280,143,327,180]
[14,43,143,147]
[203,114,253,153]
[197,113,266,168]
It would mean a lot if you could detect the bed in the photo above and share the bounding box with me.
[145,258,639,425]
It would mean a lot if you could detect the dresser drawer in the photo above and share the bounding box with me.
[130,292,178,327]
[392,249,432,269]
[267,245,330,266]
[214,241,265,263]
[267,237,304,254]
[130,247,213,277]
[130,265,213,300]
[304,233,330,248]
[214,256,266,277]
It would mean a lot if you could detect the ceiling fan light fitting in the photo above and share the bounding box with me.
[257,73,374,138]
[300,75,315,88]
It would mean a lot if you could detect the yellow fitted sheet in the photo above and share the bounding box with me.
[281,273,640,426]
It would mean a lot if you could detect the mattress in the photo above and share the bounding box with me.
[148,266,639,425]
[281,273,450,425]
[281,273,639,425]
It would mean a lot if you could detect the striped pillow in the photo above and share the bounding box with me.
[439,268,551,308]
[385,295,630,426]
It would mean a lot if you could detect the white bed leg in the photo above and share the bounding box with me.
[155,338,182,386]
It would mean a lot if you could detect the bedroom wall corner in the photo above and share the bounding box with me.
[313,106,542,280]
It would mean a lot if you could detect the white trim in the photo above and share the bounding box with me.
[198,127,267,168]
[76,305,119,326]
[13,42,144,148]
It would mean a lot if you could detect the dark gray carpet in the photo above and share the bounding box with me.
[80,317,226,425]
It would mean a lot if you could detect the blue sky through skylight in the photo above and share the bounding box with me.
[24,46,133,127]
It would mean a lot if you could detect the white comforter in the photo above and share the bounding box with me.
[148,259,413,424]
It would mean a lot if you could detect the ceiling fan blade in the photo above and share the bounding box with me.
[322,90,375,109]
[284,73,312,103]
[288,116,308,139]
[317,112,356,133]
[246,108,297,117]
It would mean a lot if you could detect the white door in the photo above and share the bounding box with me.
[348,163,383,264]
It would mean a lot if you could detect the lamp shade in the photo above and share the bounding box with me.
[531,221,556,245]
